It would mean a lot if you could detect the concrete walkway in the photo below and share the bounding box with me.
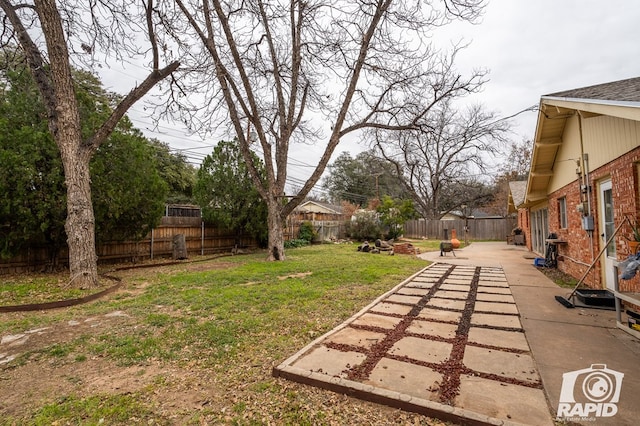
[273,242,640,425]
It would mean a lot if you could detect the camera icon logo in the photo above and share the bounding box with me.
[557,364,624,419]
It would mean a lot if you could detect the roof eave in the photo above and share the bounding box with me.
[541,96,640,121]
[525,104,559,206]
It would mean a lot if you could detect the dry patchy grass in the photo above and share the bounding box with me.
[1,245,453,425]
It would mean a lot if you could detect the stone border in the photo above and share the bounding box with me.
[0,253,235,313]
[0,275,122,313]
[273,364,519,426]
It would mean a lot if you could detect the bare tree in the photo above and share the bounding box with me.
[374,100,510,219]
[0,0,179,287]
[496,140,532,181]
[484,139,532,216]
[158,0,486,260]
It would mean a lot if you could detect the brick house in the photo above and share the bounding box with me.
[507,181,528,244]
[522,77,640,303]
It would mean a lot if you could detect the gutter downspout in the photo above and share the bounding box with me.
[578,112,595,261]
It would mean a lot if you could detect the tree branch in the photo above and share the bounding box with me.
[86,0,179,151]
[0,0,56,123]
[87,61,179,150]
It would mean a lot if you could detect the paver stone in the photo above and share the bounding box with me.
[456,375,552,425]
[389,336,452,363]
[292,346,366,377]
[463,346,540,383]
[367,357,442,402]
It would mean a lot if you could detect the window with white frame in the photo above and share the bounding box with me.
[559,197,568,229]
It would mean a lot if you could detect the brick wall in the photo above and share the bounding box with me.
[547,146,640,292]
[547,179,594,283]
[590,147,640,295]
[518,208,531,251]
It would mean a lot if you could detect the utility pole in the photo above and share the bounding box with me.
[371,172,383,199]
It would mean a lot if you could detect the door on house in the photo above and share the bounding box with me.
[530,208,549,255]
[599,179,616,291]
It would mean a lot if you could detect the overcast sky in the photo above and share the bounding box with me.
[99,0,640,186]
[440,0,640,140]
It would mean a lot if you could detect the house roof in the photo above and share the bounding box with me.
[525,77,640,206]
[440,209,502,219]
[546,76,640,103]
[296,200,343,215]
[470,209,503,219]
[507,181,527,213]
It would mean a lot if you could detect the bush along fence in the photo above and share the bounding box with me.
[285,219,347,243]
[0,216,256,275]
[403,217,518,241]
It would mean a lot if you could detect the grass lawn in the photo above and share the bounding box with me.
[0,243,451,425]
[0,273,98,306]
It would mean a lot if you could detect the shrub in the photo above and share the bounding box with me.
[346,210,382,241]
[284,238,310,249]
[298,221,316,243]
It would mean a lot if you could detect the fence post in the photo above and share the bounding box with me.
[150,229,154,260]
[201,221,204,256]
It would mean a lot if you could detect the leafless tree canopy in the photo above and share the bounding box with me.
[373,99,510,219]
[155,0,487,259]
[1,1,170,71]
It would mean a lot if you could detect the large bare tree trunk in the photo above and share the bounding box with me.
[266,199,286,261]
[60,149,99,287]
[36,0,100,288]
[56,153,100,289]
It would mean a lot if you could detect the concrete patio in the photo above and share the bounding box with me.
[273,242,640,425]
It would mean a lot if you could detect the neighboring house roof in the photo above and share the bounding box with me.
[508,181,527,213]
[296,200,343,215]
[526,77,640,206]
[546,77,640,103]
[440,209,501,220]
[470,209,504,219]
[440,211,464,220]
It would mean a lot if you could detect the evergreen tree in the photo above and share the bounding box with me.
[0,55,169,265]
[195,140,268,247]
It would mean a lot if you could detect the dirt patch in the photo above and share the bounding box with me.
[0,309,224,423]
[278,272,312,280]
[0,310,135,365]
[184,262,238,273]
[0,354,223,421]
[535,265,580,288]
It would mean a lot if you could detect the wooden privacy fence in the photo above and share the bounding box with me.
[285,219,348,242]
[312,220,346,242]
[1,216,516,273]
[403,218,518,241]
[287,217,516,242]
[0,216,255,275]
